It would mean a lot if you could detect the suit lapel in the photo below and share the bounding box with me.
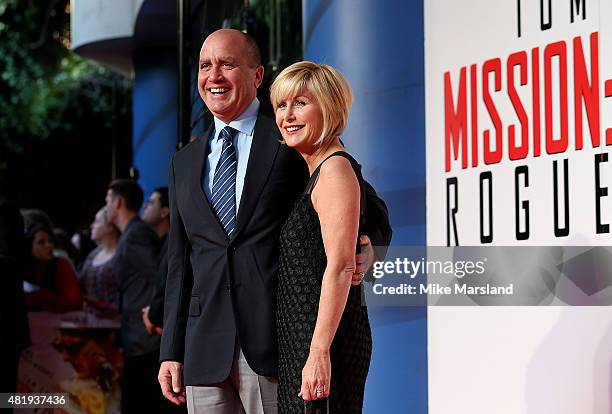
[230,109,280,242]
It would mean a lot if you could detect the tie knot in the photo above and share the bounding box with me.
[219,126,238,144]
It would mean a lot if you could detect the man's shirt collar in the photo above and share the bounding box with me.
[212,98,260,141]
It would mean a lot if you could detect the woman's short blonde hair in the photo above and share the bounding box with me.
[270,61,353,146]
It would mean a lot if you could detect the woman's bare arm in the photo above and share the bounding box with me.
[299,155,360,400]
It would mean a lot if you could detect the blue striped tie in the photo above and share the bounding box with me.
[211,126,238,237]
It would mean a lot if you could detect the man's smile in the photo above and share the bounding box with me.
[208,87,230,95]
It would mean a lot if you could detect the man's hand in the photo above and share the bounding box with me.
[159,361,186,405]
[142,306,163,335]
[352,235,374,285]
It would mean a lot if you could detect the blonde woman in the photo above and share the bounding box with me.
[77,207,120,314]
[271,61,372,413]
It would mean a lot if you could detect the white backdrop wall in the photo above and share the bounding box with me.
[426,0,612,412]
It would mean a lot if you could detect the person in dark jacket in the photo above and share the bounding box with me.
[105,179,161,414]
[141,187,170,334]
[141,187,186,414]
[0,197,30,401]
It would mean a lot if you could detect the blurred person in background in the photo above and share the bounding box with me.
[23,223,82,313]
[21,209,75,262]
[105,179,161,413]
[141,187,170,336]
[0,196,30,402]
[141,188,185,414]
[77,207,120,317]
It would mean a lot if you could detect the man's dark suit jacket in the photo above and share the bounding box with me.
[113,217,161,357]
[148,234,168,327]
[160,107,391,385]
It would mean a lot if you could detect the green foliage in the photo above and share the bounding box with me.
[0,0,130,154]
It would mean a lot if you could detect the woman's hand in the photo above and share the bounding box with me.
[299,348,331,401]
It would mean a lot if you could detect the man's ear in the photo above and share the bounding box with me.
[161,207,170,220]
[254,65,264,89]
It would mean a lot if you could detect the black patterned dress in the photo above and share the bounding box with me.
[276,151,372,414]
